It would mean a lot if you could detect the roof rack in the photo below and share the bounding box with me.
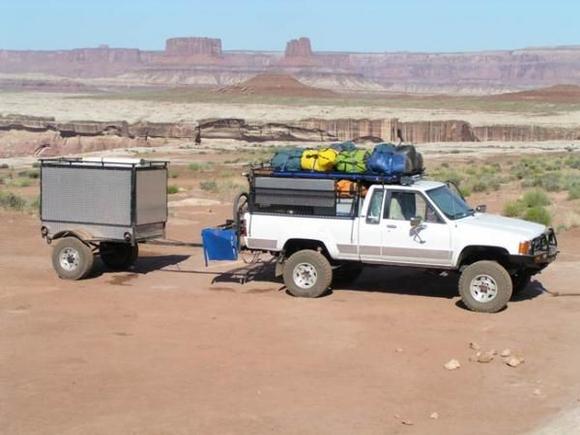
[249,166,424,186]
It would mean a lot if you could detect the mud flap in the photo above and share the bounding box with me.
[275,258,285,278]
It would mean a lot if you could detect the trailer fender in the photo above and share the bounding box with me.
[49,229,94,244]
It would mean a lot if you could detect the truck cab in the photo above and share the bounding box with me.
[237,173,558,313]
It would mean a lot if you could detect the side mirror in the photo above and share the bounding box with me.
[410,216,423,228]
[476,204,487,213]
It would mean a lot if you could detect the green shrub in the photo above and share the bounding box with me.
[503,189,552,225]
[0,191,27,211]
[564,155,580,169]
[568,185,580,200]
[520,177,536,188]
[538,172,563,192]
[459,186,472,198]
[522,190,550,208]
[469,174,500,193]
[188,162,211,172]
[27,196,40,214]
[12,178,31,188]
[503,200,525,217]
[167,185,179,194]
[524,206,552,225]
[17,169,40,179]
[471,180,487,193]
[432,169,462,187]
[200,180,218,192]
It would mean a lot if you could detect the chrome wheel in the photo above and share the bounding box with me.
[470,274,498,303]
[293,263,318,289]
[59,247,80,272]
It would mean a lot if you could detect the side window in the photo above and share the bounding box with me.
[366,189,384,224]
[385,191,442,223]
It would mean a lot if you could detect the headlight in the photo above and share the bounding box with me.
[518,241,531,255]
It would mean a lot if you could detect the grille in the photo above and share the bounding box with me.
[531,229,557,254]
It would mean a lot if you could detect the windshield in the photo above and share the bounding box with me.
[427,186,473,220]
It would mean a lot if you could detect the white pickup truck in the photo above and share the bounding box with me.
[236,171,558,312]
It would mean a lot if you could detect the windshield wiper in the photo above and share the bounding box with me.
[451,209,473,219]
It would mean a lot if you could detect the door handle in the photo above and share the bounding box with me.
[386,224,397,229]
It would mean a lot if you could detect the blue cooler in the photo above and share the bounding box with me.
[201,227,239,265]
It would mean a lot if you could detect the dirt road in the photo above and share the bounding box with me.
[1,208,580,435]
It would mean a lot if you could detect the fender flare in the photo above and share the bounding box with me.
[50,229,94,244]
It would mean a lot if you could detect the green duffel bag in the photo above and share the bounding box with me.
[335,149,370,173]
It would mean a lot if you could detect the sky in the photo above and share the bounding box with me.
[0,0,579,53]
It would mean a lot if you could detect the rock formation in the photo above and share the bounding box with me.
[165,37,222,57]
[285,37,313,57]
[215,73,335,97]
[5,37,580,91]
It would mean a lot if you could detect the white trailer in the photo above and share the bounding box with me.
[40,157,168,280]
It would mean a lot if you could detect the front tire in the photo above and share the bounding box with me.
[100,242,138,270]
[283,250,332,298]
[52,237,94,280]
[459,260,512,313]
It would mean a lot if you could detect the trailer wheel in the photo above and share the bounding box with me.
[283,250,332,298]
[100,242,139,270]
[459,260,512,313]
[52,237,94,280]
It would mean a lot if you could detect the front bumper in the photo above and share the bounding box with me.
[510,229,559,272]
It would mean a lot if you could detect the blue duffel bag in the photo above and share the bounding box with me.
[271,148,303,172]
[367,143,406,175]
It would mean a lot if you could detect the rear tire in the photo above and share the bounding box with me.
[52,237,94,280]
[458,260,512,313]
[100,242,138,270]
[283,250,332,298]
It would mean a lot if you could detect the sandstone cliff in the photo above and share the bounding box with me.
[4,37,580,91]
[2,114,579,158]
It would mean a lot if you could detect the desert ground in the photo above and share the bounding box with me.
[2,88,580,128]
[1,143,580,434]
[3,30,580,434]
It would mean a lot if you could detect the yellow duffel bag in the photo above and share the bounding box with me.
[300,148,338,172]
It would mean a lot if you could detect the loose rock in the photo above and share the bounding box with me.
[476,351,495,363]
[444,359,461,370]
[469,342,481,351]
[500,348,512,358]
[430,412,439,420]
[506,356,524,367]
